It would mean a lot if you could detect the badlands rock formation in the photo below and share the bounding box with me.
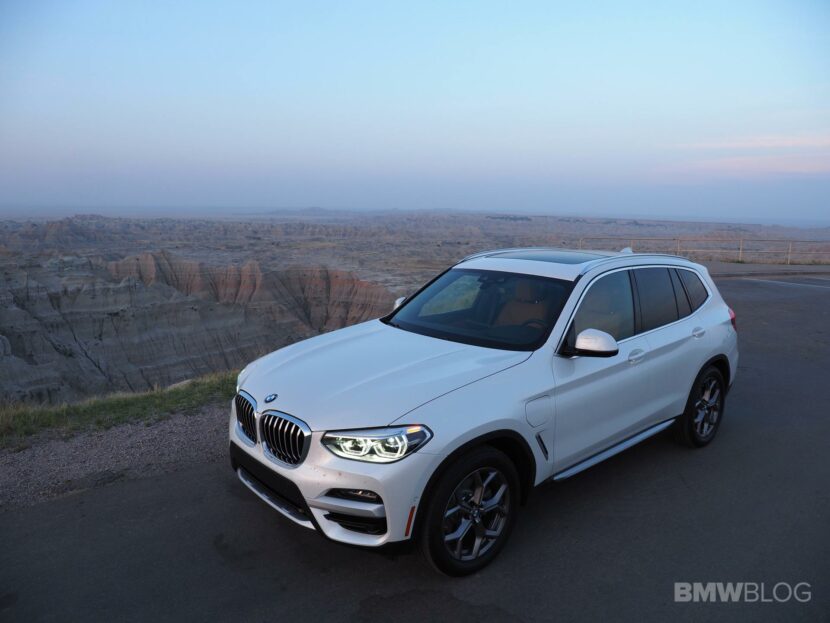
[2,212,828,406]
[0,252,393,405]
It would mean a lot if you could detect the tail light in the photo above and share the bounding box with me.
[728,307,737,331]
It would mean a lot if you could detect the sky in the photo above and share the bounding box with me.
[0,0,828,224]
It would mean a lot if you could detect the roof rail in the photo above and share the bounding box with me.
[578,252,691,275]
[457,247,691,275]
[457,247,560,264]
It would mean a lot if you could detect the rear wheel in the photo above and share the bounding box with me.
[419,446,520,576]
[675,365,726,447]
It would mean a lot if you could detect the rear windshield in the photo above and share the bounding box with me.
[384,269,573,351]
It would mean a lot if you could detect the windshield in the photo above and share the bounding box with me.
[384,269,574,351]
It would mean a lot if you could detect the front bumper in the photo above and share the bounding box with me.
[228,404,437,547]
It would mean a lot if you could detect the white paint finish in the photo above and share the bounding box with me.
[525,394,553,428]
[232,251,739,548]
[551,333,654,470]
[229,411,438,545]
[238,319,529,431]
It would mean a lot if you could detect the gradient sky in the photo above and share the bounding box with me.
[1,0,828,223]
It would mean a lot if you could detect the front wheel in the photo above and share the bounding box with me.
[419,446,520,576]
[674,365,726,447]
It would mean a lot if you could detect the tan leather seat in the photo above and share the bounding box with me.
[494,281,550,326]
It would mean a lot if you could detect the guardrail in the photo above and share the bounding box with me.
[576,237,830,265]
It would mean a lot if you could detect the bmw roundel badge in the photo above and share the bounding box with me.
[264,393,278,403]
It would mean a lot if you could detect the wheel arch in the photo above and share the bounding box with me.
[411,429,536,540]
[703,354,731,391]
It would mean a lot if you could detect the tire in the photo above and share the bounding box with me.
[674,365,726,448]
[419,446,520,576]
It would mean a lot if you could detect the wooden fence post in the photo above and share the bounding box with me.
[738,239,744,263]
[787,242,793,265]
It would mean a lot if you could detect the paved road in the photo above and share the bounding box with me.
[703,261,830,279]
[2,276,829,622]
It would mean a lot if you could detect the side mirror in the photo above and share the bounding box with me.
[393,296,406,311]
[572,328,619,357]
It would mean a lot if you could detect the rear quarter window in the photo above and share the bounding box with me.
[669,268,692,318]
[678,269,709,311]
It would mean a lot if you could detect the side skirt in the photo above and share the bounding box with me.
[552,418,676,481]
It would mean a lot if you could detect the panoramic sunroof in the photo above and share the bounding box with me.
[489,249,610,264]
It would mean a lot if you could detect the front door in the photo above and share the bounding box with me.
[550,269,654,472]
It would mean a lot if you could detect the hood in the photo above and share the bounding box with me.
[238,320,529,431]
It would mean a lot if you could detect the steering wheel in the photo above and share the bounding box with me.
[520,319,547,329]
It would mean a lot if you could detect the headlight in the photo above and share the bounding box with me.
[322,425,432,463]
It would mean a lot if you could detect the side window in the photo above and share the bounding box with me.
[418,274,480,316]
[669,268,692,318]
[634,267,678,332]
[678,269,708,311]
[570,270,635,342]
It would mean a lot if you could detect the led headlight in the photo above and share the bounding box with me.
[322,425,432,463]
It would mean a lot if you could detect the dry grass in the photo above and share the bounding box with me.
[0,371,237,448]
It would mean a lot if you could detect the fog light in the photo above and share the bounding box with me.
[329,488,381,503]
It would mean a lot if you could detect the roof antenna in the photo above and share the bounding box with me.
[620,247,633,254]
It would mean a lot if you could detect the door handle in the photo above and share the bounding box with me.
[627,349,646,364]
[692,327,706,339]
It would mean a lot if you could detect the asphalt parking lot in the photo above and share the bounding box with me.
[1,274,829,622]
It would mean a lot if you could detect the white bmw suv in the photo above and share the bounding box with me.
[230,248,738,575]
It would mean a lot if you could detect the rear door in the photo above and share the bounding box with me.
[551,269,653,471]
[631,266,709,422]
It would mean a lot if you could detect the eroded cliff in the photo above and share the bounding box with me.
[0,252,393,404]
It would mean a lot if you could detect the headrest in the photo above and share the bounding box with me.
[515,280,541,303]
